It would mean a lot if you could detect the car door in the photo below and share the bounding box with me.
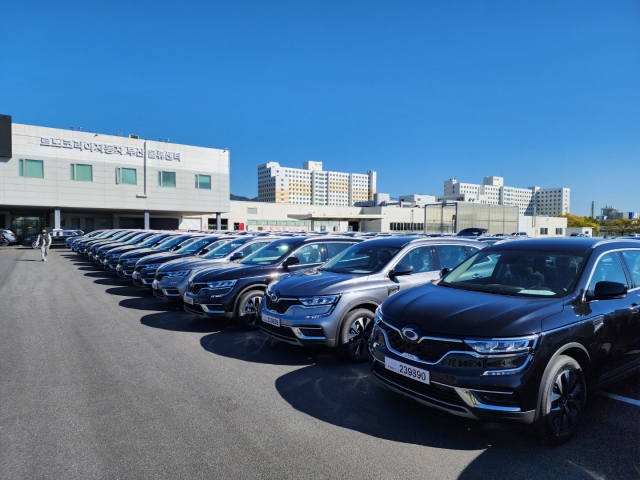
[432,244,470,271]
[618,249,640,346]
[285,243,326,273]
[585,252,634,354]
[385,245,438,295]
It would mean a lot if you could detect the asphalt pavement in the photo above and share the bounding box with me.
[0,246,639,480]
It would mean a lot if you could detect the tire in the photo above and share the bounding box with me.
[235,290,264,330]
[533,355,587,445]
[1,239,8,247]
[338,309,375,363]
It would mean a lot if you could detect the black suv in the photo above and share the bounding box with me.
[131,235,232,287]
[183,236,361,328]
[370,238,640,444]
[116,234,199,279]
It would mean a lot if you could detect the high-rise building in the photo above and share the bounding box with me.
[257,161,376,206]
[440,176,570,216]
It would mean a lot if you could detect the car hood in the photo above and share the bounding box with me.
[191,263,267,282]
[158,257,232,273]
[105,245,145,255]
[137,252,187,265]
[381,283,564,337]
[269,269,368,296]
[120,247,158,258]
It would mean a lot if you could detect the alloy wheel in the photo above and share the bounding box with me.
[548,367,585,436]
[243,295,263,327]
[347,317,374,357]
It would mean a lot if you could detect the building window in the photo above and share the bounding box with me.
[116,167,137,185]
[247,207,258,214]
[158,171,176,187]
[195,174,211,189]
[70,164,93,182]
[18,159,44,178]
[540,228,548,235]
[556,228,563,235]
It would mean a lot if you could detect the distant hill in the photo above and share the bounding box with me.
[231,194,258,202]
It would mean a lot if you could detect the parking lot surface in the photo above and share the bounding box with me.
[1,246,639,480]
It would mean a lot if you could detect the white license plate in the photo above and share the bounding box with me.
[385,357,430,384]
[152,281,158,290]
[262,314,280,327]
[132,272,138,279]
[184,294,194,305]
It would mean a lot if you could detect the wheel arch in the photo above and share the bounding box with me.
[233,283,269,314]
[533,342,591,422]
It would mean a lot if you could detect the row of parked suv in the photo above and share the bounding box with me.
[66,228,640,444]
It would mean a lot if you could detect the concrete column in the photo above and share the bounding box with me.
[144,210,150,230]
[54,207,61,230]
[216,213,221,230]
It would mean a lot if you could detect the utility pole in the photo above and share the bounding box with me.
[590,201,595,218]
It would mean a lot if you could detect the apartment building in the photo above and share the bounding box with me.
[257,161,376,206]
[440,176,570,216]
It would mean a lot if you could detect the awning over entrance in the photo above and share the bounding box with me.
[287,213,384,222]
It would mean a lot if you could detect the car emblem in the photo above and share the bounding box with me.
[270,292,279,303]
[401,352,419,361]
[401,327,419,342]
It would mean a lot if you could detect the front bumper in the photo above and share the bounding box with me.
[369,323,538,424]
[259,301,340,348]
[153,277,188,301]
[182,287,235,319]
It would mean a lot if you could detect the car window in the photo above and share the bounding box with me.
[321,244,402,274]
[396,246,435,274]
[588,253,628,294]
[325,242,356,260]
[239,242,269,256]
[620,250,640,288]
[291,243,323,265]
[434,245,468,269]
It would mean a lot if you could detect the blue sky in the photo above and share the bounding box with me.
[1,1,638,216]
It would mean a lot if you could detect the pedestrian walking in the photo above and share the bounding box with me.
[35,228,52,261]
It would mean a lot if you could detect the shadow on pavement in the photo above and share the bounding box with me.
[200,329,333,367]
[274,360,640,479]
[119,296,182,312]
[105,286,149,297]
[93,277,130,286]
[15,259,40,262]
[141,311,228,333]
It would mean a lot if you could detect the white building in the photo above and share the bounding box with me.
[0,115,229,235]
[441,176,570,216]
[257,161,376,206]
[517,215,568,238]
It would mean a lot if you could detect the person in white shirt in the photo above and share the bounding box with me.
[35,228,52,262]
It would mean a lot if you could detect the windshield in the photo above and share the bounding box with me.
[441,250,585,297]
[113,231,139,241]
[174,237,214,254]
[203,240,246,259]
[240,240,299,265]
[138,234,165,248]
[321,244,401,274]
[153,236,186,250]
[124,233,150,245]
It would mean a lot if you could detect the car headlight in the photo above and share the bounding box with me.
[166,270,191,278]
[374,308,383,324]
[464,335,538,354]
[299,295,339,306]
[206,279,237,290]
[143,264,162,270]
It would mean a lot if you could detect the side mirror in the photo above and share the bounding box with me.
[390,264,413,278]
[283,256,300,270]
[588,281,627,300]
[230,252,244,261]
[440,267,451,278]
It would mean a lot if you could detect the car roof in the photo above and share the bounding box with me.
[486,237,640,254]
[357,236,484,248]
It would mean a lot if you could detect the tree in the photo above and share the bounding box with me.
[601,218,640,236]
[556,214,600,235]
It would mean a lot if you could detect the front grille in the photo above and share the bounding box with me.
[260,320,297,340]
[188,283,206,295]
[265,297,301,314]
[372,361,465,407]
[378,322,469,363]
[164,288,179,295]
